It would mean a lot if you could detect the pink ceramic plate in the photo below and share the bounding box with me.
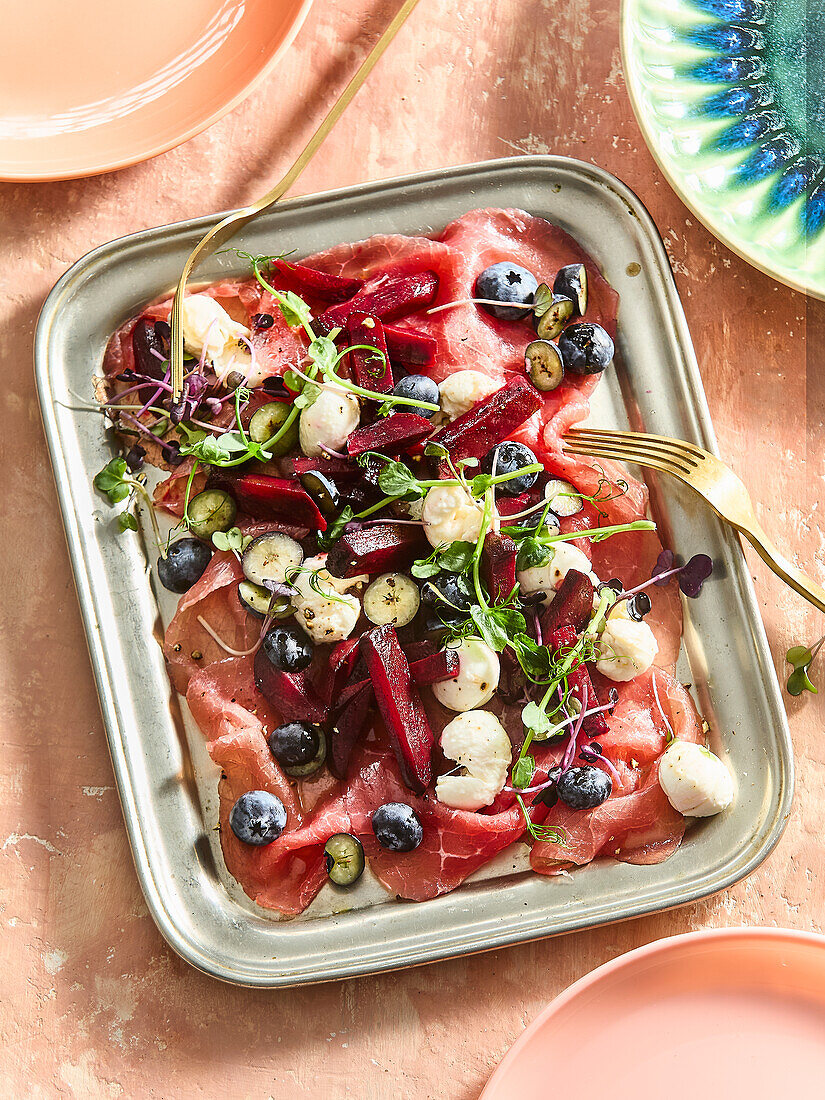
[0,0,312,181]
[482,929,825,1099]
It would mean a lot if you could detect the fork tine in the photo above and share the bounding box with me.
[562,439,695,476]
[562,442,693,478]
[565,427,705,466]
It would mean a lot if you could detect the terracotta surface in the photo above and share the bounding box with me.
[1,1,823,1096]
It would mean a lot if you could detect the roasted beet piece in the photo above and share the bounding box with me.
[319,639,361,707]
[482,532,518,604]
[329,682,374,779]
[132,318,169,381]
[281,456,358,482]
[347,314,393,394]
[216,473,328,531]
[314,272,439,336]
[253,648,328,724]
[546,624,608,738]
[409,648,460,685]
[401,639,438,663]
[429,377,542,467]
[346,413,433,458]
[270,259,363,302]
[541,569,595,635]
[360,625,434,793]
[383,324,437,367]
[326,524,429,578]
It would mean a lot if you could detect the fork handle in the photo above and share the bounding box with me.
[737,521,825,615]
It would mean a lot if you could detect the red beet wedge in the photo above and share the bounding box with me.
[325,524,429,578]
[253,648,328,724]
[429,377,542,467]
[546,624,608,738]
[346,413,433,458]
[383,324,437,367]
[329,682,373,780]
[270,259,363,302]
[347,314,393,394]
[360,625,434,793]
[318,639,361,707]
[541,569,595,636]
[215,473,328,531]
[409,648,460,685]
[314,272,439,335]
[281,456,358,482]
[482,532,518,604]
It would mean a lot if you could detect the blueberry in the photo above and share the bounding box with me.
[324,833,365,886]
[229,791,287,845]
[372,802,424,852]
[262,624,314,672]
[157,538,213,593]
[269,721,323,768]
[421,572,474,612]
[475,262,539,321]
[558,323,614,375]
[627,592,652,621]
[391,374,440,418]
[481,441,539,496]
[556,765,612,810]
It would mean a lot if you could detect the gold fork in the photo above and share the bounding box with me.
[564,427,825,614]
[169,0,422,400]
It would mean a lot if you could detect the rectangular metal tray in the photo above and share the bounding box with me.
[35,156,792,986]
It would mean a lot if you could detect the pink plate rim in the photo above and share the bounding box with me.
[0,0,314,183]
[480,926,825,1097]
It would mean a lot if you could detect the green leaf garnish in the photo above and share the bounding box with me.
[316,506,355,550]
[531,283,554,318]
[516,537,552,571]
[512,754,536,790]
[785,638,824,696]
[94,457,131,504]
[412,541,476,580]
[118,511,138,532]
[212,527,252,556]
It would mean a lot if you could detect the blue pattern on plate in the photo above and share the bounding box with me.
[681,0,824,234]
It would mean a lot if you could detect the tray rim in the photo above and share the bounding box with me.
[34,154,794,986]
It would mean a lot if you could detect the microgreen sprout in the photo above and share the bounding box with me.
[785,636,825,696]
[211,527,252,559]
[94,457,166,555]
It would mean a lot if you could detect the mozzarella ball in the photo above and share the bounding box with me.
[299,383,361,458]
[435,710,512,811]
[517,542,597,605]
[432,637,500,712]
[290,554,365,643]
[659,741,735,817]
[181,294,254,383]
[422,484,485,547]
[438,370,500,421]
[596,617,659,682]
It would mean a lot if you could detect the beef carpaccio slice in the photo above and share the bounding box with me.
[146,208,702,916]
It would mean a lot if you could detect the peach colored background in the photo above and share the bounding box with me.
[2,2,823,1096]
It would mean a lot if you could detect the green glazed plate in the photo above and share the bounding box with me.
[622,0,824,297]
